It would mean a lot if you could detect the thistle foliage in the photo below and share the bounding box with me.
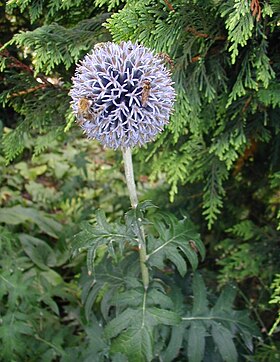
[72,203,258,361]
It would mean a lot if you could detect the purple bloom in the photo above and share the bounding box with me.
[70,41,175,149]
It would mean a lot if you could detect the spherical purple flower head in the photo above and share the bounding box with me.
[70,41,175,149]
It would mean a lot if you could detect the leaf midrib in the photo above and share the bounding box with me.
[147,230,188,259]
[181,315,252,330]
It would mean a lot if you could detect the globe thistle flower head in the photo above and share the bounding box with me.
[70,41,175,149]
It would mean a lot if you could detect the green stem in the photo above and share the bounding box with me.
[122,147,149,291]
[237,286,271,337]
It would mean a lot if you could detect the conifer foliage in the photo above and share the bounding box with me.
[105,0,279,227]
[2,0,279,227]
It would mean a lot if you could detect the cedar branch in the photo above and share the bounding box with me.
[163,0,175,12]
[8,84,46,98]
[250,0,262,22]
[0,44,59,88]
[186,26,226,41]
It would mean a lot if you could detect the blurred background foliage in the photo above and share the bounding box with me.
[0,0,279,360]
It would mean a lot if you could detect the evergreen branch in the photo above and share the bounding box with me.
[5,16,110,74]
[0,44,60,88]
[8,84,46,98]
[0,44,33,74]
[250,0,262,21]
[241,95,253,113]
[190,54,202,63]
[221,0,255,64]
[186,26,226,41]
[163,0,175,12]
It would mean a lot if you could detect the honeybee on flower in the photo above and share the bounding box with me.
[77,98,93,125]
[141,80,151,107]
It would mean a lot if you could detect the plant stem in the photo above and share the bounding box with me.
[122,147,138,208]
[122,147,149,290]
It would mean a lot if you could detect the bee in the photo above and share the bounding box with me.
[141,80,151,107]
[94,42,106,50]
[157,52,174,70]
[77,97,93,125]
[189,240,199,254]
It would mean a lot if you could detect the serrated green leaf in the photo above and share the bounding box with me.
[0,311,33,358]
[178,243,198,270]
[161,324,185,362]
[137,200,157,213]
[124,276,142,289]
[111,353,128,362]
[110,326,153,362]
[105,284,180,361]
[187,322,206,362]
[81,314,109,360]
[147,307,180,326]
[95,209,110,231]
[106,305,179,342]
[72,210,137,268]
[112,289,143,308]
[105,308,136,339]
[146,288,173,309]
[211,322,238,362]
[181,275,260,360]
[147,213,205,276]
[213,285,237,312]
[80,259,130,321]
[167,250,187,277]
[192,273,208,314]
[84,284,101,322]
[101,287,116,320]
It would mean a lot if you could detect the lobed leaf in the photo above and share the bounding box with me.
[211,322,238,362]
[187,322,206,362]
[161,324,185,362]
[192,273,208,314]
[147,213,205,276]
[110,325,153,362]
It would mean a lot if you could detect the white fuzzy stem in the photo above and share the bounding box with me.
[122,147,149,290]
